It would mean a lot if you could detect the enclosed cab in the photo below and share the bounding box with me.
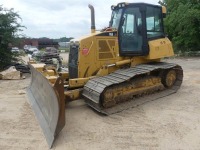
[69,3,174,81]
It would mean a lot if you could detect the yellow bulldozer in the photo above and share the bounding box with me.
[27,2,183,148]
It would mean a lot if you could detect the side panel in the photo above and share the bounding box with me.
[78,36,97,78]
[78,35,124,78]
[146,37,174,60]
[68,45,79,79]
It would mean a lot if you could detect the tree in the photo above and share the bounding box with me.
[159,0,200,52]
[0,5,24,70]
[59,37,74,42]
[53,37,74,42]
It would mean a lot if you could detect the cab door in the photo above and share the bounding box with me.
[119,6,148,56]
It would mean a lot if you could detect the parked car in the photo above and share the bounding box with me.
[24,45,39,54]
[29,47,39,52]
[11,47,19,53]
[23,45,31,53]
[26,47,39,54]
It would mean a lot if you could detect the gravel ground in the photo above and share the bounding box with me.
[0,56,200,150]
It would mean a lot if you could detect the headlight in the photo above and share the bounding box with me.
[111,5,116,10]
[117,2,128,8]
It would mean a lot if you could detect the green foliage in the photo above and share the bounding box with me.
[59,37,73,42]
[0,5,24,70]
[160,0,200,52]
[58,47,70,52]
[53,37,74,42]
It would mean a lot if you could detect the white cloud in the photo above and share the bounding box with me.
[1,0,159,38]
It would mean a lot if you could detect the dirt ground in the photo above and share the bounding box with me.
[0,57,200,150]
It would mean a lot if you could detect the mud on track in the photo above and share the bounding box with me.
[0,57,200,150]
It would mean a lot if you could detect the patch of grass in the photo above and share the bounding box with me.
[58,47,70,53]
[40,48,46,51]
[175,51,200,57]
[19,49,26,56]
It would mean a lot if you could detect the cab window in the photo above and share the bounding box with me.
[146,6,164,38]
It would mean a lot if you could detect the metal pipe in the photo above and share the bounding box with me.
[88,4,96,33]
[115,59,131,66]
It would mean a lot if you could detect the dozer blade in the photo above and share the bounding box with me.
[27,64,65,148]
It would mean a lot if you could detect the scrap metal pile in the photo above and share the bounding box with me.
[31,47,62,70]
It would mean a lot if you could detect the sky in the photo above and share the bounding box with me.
[1,0,160,39]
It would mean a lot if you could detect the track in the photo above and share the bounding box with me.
[83,62,183,115]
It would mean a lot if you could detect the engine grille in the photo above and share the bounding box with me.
[98,40,114,59]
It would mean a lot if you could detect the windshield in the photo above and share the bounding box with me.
[109,9,123,29]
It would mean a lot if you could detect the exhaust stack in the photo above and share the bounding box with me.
[88,4,96,33]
